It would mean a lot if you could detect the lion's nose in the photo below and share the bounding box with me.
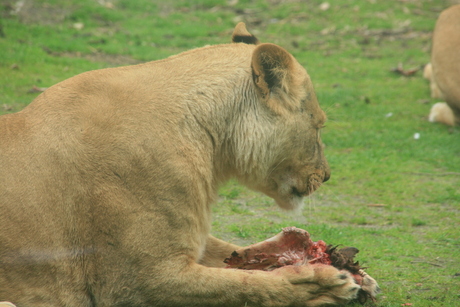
[323,171,330,182]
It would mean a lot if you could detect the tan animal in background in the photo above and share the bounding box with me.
[423,63,444,100]
[427,4,460,126]
[0,23,375,306]
[428,102,456,126]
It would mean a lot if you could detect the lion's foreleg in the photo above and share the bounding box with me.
[198,235,241,268]
[107,214,361,306]
[149,261,360,306]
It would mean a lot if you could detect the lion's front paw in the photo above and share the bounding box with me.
[283,264,360,306]
[311,265,361,303]
[357,269,380,303]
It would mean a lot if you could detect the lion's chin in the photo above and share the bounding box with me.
[264,174,323,211]
[274,194,305,211]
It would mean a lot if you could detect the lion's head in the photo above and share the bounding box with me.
[228,23,330,210]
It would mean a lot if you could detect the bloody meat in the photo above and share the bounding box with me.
[224,227,379,303]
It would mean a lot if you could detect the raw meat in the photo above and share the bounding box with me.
[224,227,379,303]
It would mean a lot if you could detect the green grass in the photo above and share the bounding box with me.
[1,0,459,306]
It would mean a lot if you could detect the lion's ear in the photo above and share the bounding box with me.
[251,43,294,99]
[232,22,259,45]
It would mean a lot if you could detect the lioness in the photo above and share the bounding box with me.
[428,4,460,126]
[0,23,362,306]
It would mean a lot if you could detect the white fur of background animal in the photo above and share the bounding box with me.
[428,102,455,126]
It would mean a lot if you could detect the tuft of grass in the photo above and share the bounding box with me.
[218,180,244,199]
[411,218,427,227]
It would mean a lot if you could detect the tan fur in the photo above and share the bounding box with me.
[0,23,364,306]
[428,102,456,126]
[430,5,460,125]
[423,63,444,99]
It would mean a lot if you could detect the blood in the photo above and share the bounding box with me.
[224,227,334,270]
[224,227,363,282]
[307,240,331,265]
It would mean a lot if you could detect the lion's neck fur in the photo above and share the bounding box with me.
[147,43,280,187]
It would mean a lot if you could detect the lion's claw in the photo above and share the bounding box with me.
[293,265,361,306]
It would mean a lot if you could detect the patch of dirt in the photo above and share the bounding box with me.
[78,52,142,66]
[42,47,142,66]
[3,0,72,25]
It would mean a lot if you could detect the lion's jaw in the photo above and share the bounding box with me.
[266,171,327,211]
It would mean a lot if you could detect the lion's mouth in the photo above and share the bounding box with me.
[268,172,326,210]
[291,186,304,198]
[307,174,323,195]
[291,174,323,198]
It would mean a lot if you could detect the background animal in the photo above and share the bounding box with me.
[423,63,444,100]
[428,4,460,126]
[428,102,455,126]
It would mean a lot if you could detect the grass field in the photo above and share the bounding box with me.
[1,0,459,306]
